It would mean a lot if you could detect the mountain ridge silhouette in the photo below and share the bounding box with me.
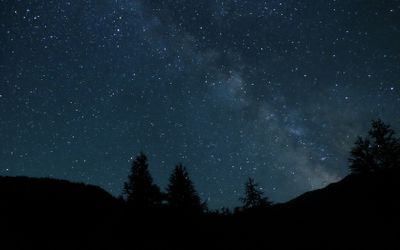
[0,171,399,249]
[271,169,400,249]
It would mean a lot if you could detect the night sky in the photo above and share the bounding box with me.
[1,0,399,209]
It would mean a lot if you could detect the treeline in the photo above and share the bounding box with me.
[122,119,400,213]
[122,152,272,213]
[1,119,399,249]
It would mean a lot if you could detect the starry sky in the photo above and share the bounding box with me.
[1,0,399,209]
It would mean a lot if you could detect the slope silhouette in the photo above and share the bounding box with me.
[0,176,119,249]
[1,171,399,249]
[273,169,400,249]
[0,176,115,204]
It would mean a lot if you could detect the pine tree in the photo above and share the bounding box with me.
[348,136,375,174]
[239,177,272,209]
[123,152,162,208]
[368,119,400,170]
[348,119,400,174]
[166,163,203,212]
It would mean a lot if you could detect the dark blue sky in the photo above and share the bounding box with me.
[1,0,399,209]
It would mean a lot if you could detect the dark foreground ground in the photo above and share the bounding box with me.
[0,170,399,249]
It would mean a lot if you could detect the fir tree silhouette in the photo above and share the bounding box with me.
[166,163,204,212]
[123,152,162,208]
[239,177,272,209]
[349,119,400,174]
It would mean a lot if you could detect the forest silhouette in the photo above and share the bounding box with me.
[0,119,399,249]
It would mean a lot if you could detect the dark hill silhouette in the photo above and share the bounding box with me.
[0,176,116,205]
[272,169,400,249]
[0,176,119,249]
[183,169,400,250]
[282,170,399,211]
[1,172,399,249]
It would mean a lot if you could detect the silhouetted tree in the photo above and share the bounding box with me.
[349,119,400,174]
[348,136,375,174]
[166,163,204,212]
[239,177,272,209]
[123,152,162,208]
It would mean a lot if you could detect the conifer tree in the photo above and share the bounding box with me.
[348,119,400,174]
[166,163,203,212]
[123,152,162,208]
[239,177,272,209]
[348,136,375,174]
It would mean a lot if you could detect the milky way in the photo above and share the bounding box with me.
[1,0,399,209]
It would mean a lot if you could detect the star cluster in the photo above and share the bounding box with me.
[1,0,399,209]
